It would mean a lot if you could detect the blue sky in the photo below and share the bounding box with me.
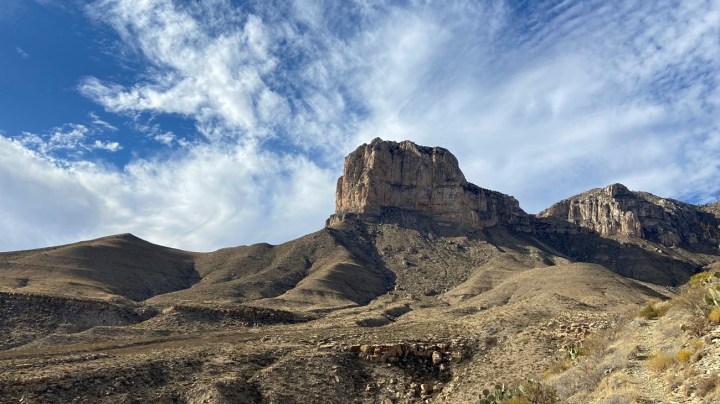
[1,0,719,252]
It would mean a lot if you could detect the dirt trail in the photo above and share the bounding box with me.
[624,319,671,404]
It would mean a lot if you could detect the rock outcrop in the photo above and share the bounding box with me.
[538,183,720,249]
[701,201,720,219]
[327,138,528,229]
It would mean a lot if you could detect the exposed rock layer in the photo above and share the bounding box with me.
[327,138,528,229]
[538,183,720,249]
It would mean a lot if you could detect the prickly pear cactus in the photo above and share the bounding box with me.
[479,383,513,404]
[705,286,720,306]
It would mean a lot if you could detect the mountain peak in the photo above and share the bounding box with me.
[603,183,631,197]
[539,183,720,250]
[326,138,528,229]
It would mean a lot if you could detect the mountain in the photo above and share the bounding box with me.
[0,233,198,301]
[538,183,719,252]
[1,138,718,403]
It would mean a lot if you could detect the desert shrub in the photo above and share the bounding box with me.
[517,379,557,404]
[647,351,675,372]
[688,271,716,286]
[480,380,557,404]
[605,394,636,404]
[637,301,669,319]
[673,285,711,316]
[697,372,719,397]
[565,343,586,361]
[552,358,605,400]
[709,307,720,323]
[675,348,692,363]
[680,314,712,337]
[581,326,617,357]
[705,286,720,306]
[543,359,572,377]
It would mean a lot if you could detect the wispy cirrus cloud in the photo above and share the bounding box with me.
[16,123,122,165]
[78,0,283,140]
[1,0,718,252]
[347,0,720,210]
[15,47,29,59]
[88,112,118,131]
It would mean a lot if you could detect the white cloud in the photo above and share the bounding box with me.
[89,112,118,131]
[79,0,277,139]
[344,0,720,211]
[92,140,122,152]
[15,47,29,59]
[2,0,719,252]
[15,123,124,162]
[0,135,335,252]
[153,131,175,146]
[0,138,104,250]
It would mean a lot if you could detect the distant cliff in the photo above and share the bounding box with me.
[538,183,720,250]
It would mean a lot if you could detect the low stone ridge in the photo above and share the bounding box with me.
[538,183,720,249]
[327,138,528,229]
[166,304,307,325]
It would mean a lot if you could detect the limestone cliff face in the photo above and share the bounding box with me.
[538,183,720,248]
[327,138,528,228]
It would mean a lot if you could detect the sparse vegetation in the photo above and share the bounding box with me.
[480,383,513,404]
[675,348,692,363]
[688,271,717,286]
[709,307,720,323]
[479,380,557,404]
[696,372,719,396]
[647,351,675,372]
[542,267,720,402]
[637,300,669,319]
[705,286,720,306]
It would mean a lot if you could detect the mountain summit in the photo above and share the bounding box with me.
[327,138,527,229]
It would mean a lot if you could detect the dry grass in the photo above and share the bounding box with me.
[513,380,558,404]
[675,348,692,363]
[637,301,669,319]
[697,371,719,397]
[709,307,720,323]
[647,351,675,372]
[671,282,710,314]
[547,272,720,403]
[688,271,716,286]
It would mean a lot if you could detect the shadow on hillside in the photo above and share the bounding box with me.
[335,208,701,287]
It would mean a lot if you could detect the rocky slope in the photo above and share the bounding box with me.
[0,138,719,403]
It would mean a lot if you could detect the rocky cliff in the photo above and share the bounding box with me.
[327,138,528,229]
[538,183,720,250]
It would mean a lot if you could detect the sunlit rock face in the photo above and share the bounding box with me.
[327,138,528,229]
[539,183,720,248]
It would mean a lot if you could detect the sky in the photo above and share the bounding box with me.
[1,0,719,252]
